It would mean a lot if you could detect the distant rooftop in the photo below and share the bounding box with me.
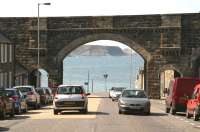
[0,33,11,43]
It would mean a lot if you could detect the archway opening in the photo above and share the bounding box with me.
[160,69,181,98]
[29,68,49,88]
[63,40,145,93]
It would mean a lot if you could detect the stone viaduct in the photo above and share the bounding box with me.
[0,13,200,98]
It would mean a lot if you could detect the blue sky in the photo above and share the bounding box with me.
[0,0,200,17]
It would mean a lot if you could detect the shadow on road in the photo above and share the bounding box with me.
[0,127,9,131]
[148,112,168,116]
[123,112,168,116]
[25,111,42,115]
[60,111,109,115]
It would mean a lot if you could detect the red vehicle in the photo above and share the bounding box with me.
[165,77,200,115]
[186,84,200,121]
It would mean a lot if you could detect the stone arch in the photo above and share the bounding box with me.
[159,64,182,98]
[159,64,182,77]
[57,33,151,63]
[55,33,151,92]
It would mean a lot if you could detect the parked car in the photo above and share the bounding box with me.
[36,88,48,105]
[0,90,15,120]
[165,77,200,115]
[44,87,53,103]
[53,85,90,115]
[5,88,28,114]
[36,87,53,105]
[118,89,150,115]
[186,83,200,121]
[109,87,125,101]
[13,86,40,109]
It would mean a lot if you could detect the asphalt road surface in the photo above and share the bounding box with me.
[0,93,200,132]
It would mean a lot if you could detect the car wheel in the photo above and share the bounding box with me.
[80,107,88,114]
[170,106,176,115]
[0,108,6,120]
[37,103,41,109]
[23,103,28,113]
[193,109,199,121]
[119,109,122,114]
[54,109,59,115]
[16,105,22,115]
[145,109,150,115]
[165,107,170,113]
[10,105,15,118]
[186,109,192,118]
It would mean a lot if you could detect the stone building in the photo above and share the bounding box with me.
[0,33,14,89]
[135,69,144,90]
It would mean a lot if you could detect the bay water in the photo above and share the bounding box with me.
[63,54,144,92]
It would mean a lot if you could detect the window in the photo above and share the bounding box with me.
[0,72,3,88]
[9,45,12,62]
[1,44,4,63]
[9,72,12,88]
[4,44,7,63]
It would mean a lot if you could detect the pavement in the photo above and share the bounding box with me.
[0,93,200,132]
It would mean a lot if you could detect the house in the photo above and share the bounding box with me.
[0,33,14,89]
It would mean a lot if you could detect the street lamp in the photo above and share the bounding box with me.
[37,2,51,88]
[103,73,108,92]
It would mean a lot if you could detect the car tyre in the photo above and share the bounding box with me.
[119,109,122,114]
[16,105,22,115]
[23,103,28,113]
[165,107,170,113]
[34,100,38,110]
[186,109,192,118]
[145,109,150,115]
[170,105,176,115]
[193,109,199,121]
[80,106,88,114]
[0,108,6,120]
[54,109,59,115]
[9,105,15,118]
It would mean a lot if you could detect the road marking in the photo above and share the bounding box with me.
[184,120,189,123]
[189,123,195,126]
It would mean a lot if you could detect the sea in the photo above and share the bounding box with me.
[63,54,144,92]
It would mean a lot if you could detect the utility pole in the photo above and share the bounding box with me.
[87,70,90,93]
[103,73,108,92]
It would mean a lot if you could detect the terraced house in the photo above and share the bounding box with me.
[0,33,14,89]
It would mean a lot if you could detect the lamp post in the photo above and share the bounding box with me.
[37,2,51,88]
[103,73,108,92]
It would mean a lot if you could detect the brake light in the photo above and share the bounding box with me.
[27,91,34,95]
[11,95,19,102]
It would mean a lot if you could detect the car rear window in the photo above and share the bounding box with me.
[17,87,32,93]
[5,90,17,96]
[122,90,147,98]
[57,86,84,94]
[0,90,6,96]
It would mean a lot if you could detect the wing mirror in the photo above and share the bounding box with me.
[86,93,91,96]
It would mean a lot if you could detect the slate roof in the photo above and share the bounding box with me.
[0,33,11,43]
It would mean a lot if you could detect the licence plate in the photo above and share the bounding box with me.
[64,102,75,105]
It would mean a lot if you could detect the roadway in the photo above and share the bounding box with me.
[0,93,200,132]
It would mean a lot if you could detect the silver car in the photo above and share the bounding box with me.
[118,89,150,115]
[53,85,90,115]
[13,85,40,109]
